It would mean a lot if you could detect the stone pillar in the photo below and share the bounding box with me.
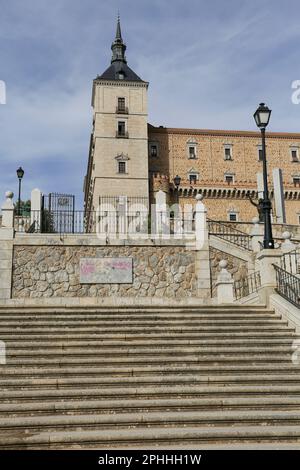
[31,188,42,231]
[216,260,234,304]
[256,249,283,305]
[250,217,263,252]
[194,195,210,299]
[195,194,208,251]
[273,168,286,224]
[155,190,170,237]
[0,191,15,301]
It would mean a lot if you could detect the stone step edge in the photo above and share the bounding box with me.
[0,425,300,448]
[0,410,300,429]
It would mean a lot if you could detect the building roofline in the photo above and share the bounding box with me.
[148,124,300,139]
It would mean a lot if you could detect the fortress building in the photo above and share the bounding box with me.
[84,18,300,225]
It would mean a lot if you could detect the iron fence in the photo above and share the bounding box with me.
[274,264,300,308]
[208,219,252,251]
[14,210,196,236]
[279,248,300,276]
[233,271,261,300]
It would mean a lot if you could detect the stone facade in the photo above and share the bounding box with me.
[149,127,300,225]
[12,245,197,299]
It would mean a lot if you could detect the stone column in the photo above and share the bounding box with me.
[155,190,170,237]
[256,249,283,305]
[194,195,210,299]
[30,188,42,231]
[216,260,234,304]
[0,191,15,301]
[250,217,263,253]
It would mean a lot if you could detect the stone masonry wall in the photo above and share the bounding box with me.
[12,245,197,299]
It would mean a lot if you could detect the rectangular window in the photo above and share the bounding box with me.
[150,145,158,157]
[118,162,126,174]
[225,175,234,184]
[189,174,197,184]
[117,121,126,137]
[117,97,126,113]
[189,146,196,159]
[293,177,300,187]
[229,213,237,222]
[291,149,299,162]
[258,148,263,161]
[224,147,232,160]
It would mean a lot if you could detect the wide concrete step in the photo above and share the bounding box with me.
[0,325,294,335]
[2,353,295,366]
[1,363,299,378]
[0,319,287,328]
[1,332,297,341]
[3,337,297,348]
[0,305,270,314]
[1,374,300,390]
[4,345,296,357]
[1,425,300,449]
[2,384,300,402]
[0,410,299,433]
[1,396,300,417]
[0,313,282,322]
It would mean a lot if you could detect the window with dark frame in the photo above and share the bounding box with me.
[118,121,126,136]
[293,177,300,187]
[258,148,263,161]
[224,147,232,160]
[118,161,126,174]
[117,97,126,112]
[229,213,237,222]
[189,146,196,159]
[150,145,158,157]
[291,149,299,162]
[225,174,234,184]
[189,174,197,184]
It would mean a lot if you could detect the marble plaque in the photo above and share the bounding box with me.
[80,257,133,284]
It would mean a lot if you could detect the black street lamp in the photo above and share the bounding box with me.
[16,167,24,216]
[253,103,274,249]
[173,175,181,204]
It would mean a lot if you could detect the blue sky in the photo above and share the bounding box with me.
[0,0,299,207]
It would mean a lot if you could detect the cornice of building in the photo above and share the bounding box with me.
[148,124,300,140]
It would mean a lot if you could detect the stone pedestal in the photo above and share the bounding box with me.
[256,249,283,305]
[0,192,15,300]
[215,260,234,304]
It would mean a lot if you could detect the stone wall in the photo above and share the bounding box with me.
[12,245,197,299]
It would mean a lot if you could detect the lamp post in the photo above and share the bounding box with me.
[173,175,181,204]
[16,167,24,216]
[253,103,274,249]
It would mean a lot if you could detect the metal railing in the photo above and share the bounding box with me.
[233,271,261,300]
[274,264,300,308]
[208,219,252,251]
[279,248,300,276]
[14,210,196,236]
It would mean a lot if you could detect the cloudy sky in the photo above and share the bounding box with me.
[0,0,299,207]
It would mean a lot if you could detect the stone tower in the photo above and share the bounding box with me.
[84,17,149,213]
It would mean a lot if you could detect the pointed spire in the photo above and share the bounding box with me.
[111,14,127,64]
[115,13,122,41]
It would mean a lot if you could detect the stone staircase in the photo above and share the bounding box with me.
[0,305,300,449]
